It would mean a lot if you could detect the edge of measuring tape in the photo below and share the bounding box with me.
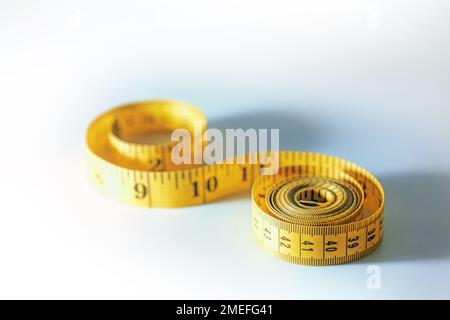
[86,100,385,266]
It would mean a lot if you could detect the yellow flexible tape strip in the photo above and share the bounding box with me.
[86,100,385,266]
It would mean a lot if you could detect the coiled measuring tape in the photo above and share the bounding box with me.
[86,100,385,266]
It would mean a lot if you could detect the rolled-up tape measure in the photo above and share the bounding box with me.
[86,100,385,266]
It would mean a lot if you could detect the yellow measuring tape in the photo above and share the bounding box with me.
[86,100,385,266]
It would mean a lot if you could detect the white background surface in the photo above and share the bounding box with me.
[1,0,449,299]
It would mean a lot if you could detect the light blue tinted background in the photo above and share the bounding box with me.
[0,0,449,299]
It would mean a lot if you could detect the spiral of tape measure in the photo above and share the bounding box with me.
[86,100,385,266]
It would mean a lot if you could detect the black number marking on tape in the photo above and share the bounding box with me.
[206,176,218,192]
[134,183,147,199]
